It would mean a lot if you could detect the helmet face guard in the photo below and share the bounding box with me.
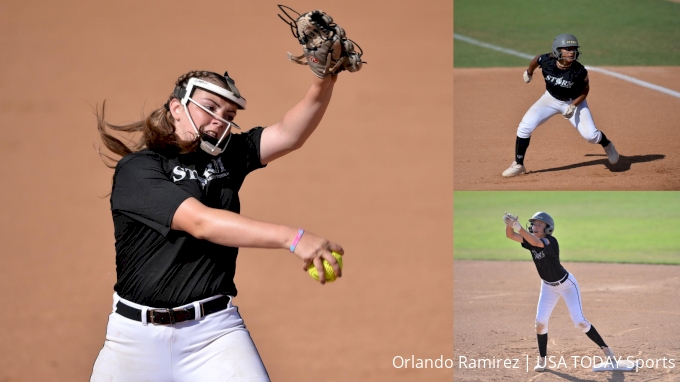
[173,74,247,156]
[552,34,580,61]
[527,212,555,235]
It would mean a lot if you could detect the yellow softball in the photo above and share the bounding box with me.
[308,251,343,282]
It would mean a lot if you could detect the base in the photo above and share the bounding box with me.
[592,359,637,372]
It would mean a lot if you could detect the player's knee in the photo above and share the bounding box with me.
[517,130,532,139]
[583,131,601,144]
[535,320,548,334]
[517,126,533,139]
[575,320,591,333]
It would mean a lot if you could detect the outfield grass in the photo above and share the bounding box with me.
[454,0,680,67]
[453,192,680,264]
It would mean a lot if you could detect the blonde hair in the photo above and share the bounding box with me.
[96,71,230,167]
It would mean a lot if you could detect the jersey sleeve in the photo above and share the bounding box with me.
[521,238,549,250]
[536,53,551,69]
[578,66,589,84]
[236,126,267,174]
[541,236,559,258]
[111,153,192,235]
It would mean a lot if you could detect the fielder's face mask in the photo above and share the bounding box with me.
[527,220,548,235]
[173,72,247,156]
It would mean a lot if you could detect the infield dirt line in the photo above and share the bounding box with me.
[454,33,680,99]
[612,328,644,337]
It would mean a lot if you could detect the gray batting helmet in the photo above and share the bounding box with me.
[528,212,555,235]
[551,34,580,60]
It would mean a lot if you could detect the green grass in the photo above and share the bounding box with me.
[453,192,680,264]
[454,0,680,67]
[454,40,527,67]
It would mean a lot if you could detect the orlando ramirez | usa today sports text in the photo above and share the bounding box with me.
[455,354,675,372]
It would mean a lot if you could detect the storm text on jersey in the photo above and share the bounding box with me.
[172,158,229,188]
[532,249,546,260]
[545,75,574,88]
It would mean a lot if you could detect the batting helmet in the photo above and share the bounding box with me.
[528,212,555,235]
[551,34,580,60]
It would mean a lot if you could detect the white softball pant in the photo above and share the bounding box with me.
[535,273,591,335]
[91,293,270,382]
[517,91,602,144]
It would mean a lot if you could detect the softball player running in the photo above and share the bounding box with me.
[90,70,344,381]
[503,212,615,372]
[502,34,619,177]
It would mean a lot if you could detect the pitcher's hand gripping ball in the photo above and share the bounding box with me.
[308,251,343,282]
[277,5,365,78]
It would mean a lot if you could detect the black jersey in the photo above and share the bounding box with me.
[521,235,568,283]
[537,53,588,101]
[110,127,266,307]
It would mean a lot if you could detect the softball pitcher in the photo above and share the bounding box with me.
[502,34,619,177]
[90,7,363,380]
[90,70,345,381]
[503,212,615,372]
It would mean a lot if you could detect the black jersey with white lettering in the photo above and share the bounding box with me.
[537,53,588,101]
[110,127,266,308]
[521,235,568,283]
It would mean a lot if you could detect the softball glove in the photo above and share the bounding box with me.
[278,5,365,78]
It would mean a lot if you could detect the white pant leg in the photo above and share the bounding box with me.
[91,294,269,382]
[566,100,602,144]
[535,281,561,335]
[91,308,175,381]
[557,274,591,333]
[517,91,562,139]
[174,303,270,382]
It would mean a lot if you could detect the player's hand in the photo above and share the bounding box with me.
[563,104,576,119]
[291,231,344,284]
[503,212,514,227]
[523,70,532,83]
[503,212,518,227]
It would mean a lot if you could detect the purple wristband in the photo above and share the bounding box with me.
[290,229,305,253]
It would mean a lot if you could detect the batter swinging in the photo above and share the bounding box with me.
[503,211,615,372]
[502,34,619,177]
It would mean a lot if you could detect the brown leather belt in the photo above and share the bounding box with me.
[115,295,230,325]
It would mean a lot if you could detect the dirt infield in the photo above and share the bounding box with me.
[454,67,680,190]
[0,1,452,381]
[454,261,680,381]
